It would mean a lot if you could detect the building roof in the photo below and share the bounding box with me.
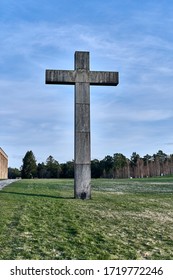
[0,147,8,159]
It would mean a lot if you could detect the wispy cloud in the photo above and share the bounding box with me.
[1,0,173,167]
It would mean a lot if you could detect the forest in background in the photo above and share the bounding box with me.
[8,150,173,179]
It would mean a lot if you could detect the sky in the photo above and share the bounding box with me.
[1,0,173,168]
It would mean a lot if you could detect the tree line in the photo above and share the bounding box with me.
[8,150,173,179]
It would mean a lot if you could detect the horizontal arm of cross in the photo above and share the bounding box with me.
[90,71,118,86]
[46,70,76,85]
[46,70,119,86]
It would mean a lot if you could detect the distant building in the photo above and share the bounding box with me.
[0,147,8,179]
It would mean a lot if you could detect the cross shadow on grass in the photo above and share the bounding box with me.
[0,191,74,200]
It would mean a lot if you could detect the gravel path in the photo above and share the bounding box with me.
[0,179,20,190]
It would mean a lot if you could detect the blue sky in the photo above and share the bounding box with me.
[1,0,173,168]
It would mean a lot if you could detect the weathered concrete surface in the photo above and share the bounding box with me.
[74,53,91,199]
[46,70,76,85]
[90,71,118,86]
[74,164,91,199]
[46,70,118,86]
[46,51,119,199]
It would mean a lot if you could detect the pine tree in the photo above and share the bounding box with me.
[46,155,61,178]
[21,151,37,178]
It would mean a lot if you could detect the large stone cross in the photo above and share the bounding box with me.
[45,51,119,199]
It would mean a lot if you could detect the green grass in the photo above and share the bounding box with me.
[0,178,173,260]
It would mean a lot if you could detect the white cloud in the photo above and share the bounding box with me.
[1,1,173,167]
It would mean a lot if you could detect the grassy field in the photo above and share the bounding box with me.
[0,177,173,260]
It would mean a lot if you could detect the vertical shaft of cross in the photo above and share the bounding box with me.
[74,52,91,199]
[45,51,119,199]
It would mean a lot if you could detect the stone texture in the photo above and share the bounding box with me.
[45,51,119,199]
[75,83,90,104]
[74,53,91,199]
[46,70,76,85]
[90,71,119,86]
[74,164,91,199]
[75,51,90,70]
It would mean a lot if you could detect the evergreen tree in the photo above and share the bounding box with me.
[91,159,101,178]
[21,151,37,178]
[113,153,127,178]
[100,155,114,178]
[37,162,47,178]
[46,155,61,178]
[60,161,74,178]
